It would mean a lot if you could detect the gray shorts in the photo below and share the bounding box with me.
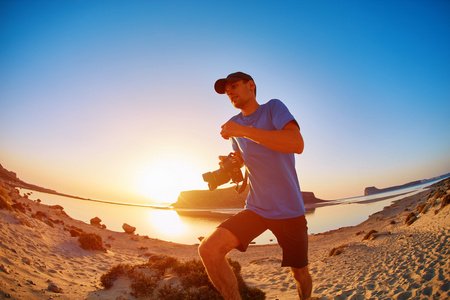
[218,209,309,268]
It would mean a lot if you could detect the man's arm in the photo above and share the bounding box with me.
[220,120,304,154]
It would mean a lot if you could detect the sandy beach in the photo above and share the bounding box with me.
[1,178,449,299]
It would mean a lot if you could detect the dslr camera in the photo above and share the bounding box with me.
[202,152,244,191]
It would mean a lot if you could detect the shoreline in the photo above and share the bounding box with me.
[1,178,449,299]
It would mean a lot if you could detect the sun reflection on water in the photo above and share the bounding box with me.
[147,209,188,238]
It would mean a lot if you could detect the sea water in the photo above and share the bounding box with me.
[19,178,444,245]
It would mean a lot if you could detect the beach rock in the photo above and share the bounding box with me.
[22,257,31,265]
[47,282,63,293]
[0,264,11,274]
[122,223,136,234]
[78,232,106,252]
[32,211,48,221]
[70,228,84,237]
[11,202,26,213]
[405,212,417,226]
[90,217,102,226]
[26,280,36,285]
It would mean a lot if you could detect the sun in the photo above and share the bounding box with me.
[136,153,205,204]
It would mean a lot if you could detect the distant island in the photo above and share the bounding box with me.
[364,173,450,196]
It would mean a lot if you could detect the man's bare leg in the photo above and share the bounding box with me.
[198,227,242,300]
[291,265,312,299]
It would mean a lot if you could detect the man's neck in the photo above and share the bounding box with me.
[241,98,259,116]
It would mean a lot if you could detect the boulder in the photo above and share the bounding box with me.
[90,217,102,226]
[47,282,63,293]
[122,223,136,234]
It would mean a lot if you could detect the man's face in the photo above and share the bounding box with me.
[224,80,254,109]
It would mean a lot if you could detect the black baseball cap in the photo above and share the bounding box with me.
[214,72,256,95]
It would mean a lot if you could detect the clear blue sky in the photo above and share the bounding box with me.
[1,0,449,203]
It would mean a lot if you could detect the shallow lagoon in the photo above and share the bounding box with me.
[21,179,442,245]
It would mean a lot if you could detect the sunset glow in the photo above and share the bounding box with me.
[134,153,206,204]
[1,1,449,203]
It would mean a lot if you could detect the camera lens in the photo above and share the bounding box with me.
[202,169,231,191]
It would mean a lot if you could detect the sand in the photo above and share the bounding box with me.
[0,178,449,299]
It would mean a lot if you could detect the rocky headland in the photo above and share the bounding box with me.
[173,186,329,210]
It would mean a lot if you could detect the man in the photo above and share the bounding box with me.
[198,72,312,299]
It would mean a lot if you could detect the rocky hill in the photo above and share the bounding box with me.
[364,173,450,196]
[0,164,56,194]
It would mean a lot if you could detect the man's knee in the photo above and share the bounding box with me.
[291,265,311,282]
[198,238,217,262]
[198,228,239,262]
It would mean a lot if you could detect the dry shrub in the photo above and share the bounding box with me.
[362,229,378,241]
[441,194,450,209]
[434,189,446,200]
[148,254,180,276]
[78,232,106,252]
[130,271,158,298]
[173,258,212,289]
[329,244,349,257]
[405,212,417,226]
[100,263,133,289]
[0,187,13,211]
[100,255,265,300]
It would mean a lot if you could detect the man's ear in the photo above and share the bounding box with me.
[248,80,256,95]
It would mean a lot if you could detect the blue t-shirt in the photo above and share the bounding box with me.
[230,99,305,219]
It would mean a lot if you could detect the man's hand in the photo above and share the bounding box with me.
[220,121,245,140]
[219,151,244,168]
[220,120,304,154]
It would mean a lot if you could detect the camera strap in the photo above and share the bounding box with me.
[235,169,248,194]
